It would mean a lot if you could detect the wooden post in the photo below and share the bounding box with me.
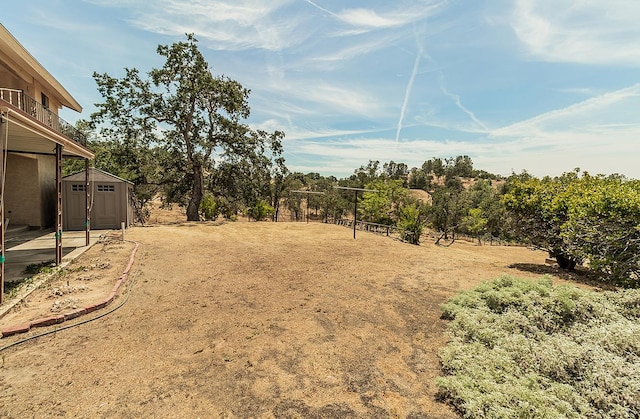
[0,113,6,304]
[85,159,90,246]
[55,144,62,265]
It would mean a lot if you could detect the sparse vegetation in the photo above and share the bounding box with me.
[23,260,56,276]
[3,260,57,300]
[437,276,640,418]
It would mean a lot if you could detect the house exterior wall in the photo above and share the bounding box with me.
[2,153,56,228]
[4,153,41,226]
[0,61,62,117]
[0,61,24,91]
[1,25,89,231]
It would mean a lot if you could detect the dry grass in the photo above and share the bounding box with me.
[0,209,583,418]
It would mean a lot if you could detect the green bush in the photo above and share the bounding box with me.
[199,192,219,220]
[438,276,640,418]
[247,199,275,221]
[503,171,640,285]
[397,203,425,245]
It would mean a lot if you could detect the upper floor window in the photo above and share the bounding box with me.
[41,92,49,109]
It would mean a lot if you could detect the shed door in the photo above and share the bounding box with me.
[93,183,121,229]
[65,183,87,230]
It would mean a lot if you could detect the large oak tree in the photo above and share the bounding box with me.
[91,34,283,221]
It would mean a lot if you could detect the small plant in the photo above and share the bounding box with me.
[23,260,56,276]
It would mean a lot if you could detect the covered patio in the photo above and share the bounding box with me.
[1,102,95,304]
[4,226,109,285]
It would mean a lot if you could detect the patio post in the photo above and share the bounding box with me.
[85,159,90,246]
[0,112,6,303]
[55,144,62,265]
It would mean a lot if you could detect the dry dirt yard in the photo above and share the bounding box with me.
[0,216,583,418]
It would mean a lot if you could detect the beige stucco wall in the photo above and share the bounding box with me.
[4,153,41,227]
[0,62,24,91]
[1,62,61,115]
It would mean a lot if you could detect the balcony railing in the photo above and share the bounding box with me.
[0,88,87,146]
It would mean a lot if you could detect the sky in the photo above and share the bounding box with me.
[3,0,640,179]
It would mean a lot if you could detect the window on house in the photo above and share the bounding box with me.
[71,184,86,192]
[41,92,49,109]
[97,184,115,192]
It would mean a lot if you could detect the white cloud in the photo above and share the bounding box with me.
[336,9,408,28]
[304,0,447,34]
[92,0,309,51]
[308,33,404,67]
[254,79,386,119]
[510,0,640,66]
[336,2,447,29]
[491,83,640,138]
[250,118,392,142]
[487,83,640,177]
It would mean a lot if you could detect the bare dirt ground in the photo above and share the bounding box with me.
[0,207,587,418]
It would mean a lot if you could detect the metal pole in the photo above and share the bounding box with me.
[353,190,357,239]
[333,186,378,240]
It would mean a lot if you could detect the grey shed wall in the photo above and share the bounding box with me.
[63,168,134,230]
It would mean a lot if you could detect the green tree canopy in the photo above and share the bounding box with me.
[504,170,640,285]
[360,179,410,225]
[91,34,284,221]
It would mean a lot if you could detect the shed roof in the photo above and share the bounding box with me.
[63,167,134,184]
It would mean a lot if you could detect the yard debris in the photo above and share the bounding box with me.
[50,298,81,312]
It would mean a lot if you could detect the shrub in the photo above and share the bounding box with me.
[247,199,275,221]
[437,276,640,418]
[199,192,219,220]
[397,203,426,245]
[503,171,640,285]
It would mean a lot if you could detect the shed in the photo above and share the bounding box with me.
[63,168,134,230]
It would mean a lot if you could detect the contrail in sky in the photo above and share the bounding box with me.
[395,48,422,142]
[439,73,489,132]
[304,0,337,17]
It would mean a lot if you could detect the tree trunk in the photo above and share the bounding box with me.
[555,253,577,271]
[186,163,204,221]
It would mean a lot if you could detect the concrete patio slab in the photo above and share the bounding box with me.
[4,230,112,284]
